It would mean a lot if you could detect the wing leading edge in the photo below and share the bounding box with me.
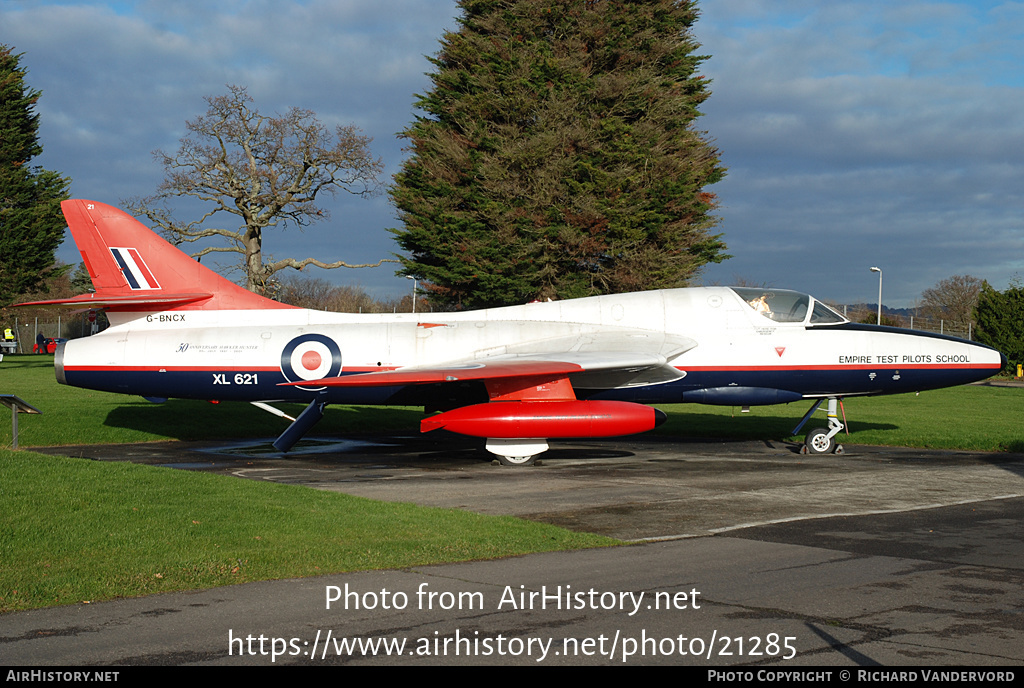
[279,343,695,391]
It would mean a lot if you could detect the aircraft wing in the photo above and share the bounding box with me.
[282,331,697,389]
[282,359,584,388]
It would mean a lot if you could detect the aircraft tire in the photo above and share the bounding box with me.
[496,454,537,467]
[805,427,835,455]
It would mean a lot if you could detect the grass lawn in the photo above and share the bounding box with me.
[0,448,612,613]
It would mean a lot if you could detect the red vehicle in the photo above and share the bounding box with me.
[34,337,67,354]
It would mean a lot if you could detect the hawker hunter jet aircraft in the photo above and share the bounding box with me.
[18,200,1004,464]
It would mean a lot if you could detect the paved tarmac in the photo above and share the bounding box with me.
[8,435,1024,666]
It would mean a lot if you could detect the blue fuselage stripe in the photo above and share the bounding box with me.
[64,365,998,406]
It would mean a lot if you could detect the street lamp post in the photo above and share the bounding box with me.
[870,267,882,326]
[406,275,417,314]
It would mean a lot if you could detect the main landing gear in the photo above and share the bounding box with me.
[793,397,846,455]
[485,439,548,466]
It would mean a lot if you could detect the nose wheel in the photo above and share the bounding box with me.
[794,397,846,455]
[804,426,844,455]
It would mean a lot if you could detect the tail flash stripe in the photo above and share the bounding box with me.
[127,248,159,289]
[110,247,160,290]
[109,249,138,289]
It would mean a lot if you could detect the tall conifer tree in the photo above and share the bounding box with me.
[0,46,70,305]
[974,281,1024,373]
[391,0,726,309]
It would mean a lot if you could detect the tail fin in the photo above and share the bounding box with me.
[18,200,296,311]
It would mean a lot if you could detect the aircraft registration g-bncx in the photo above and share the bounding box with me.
[18,200,1005,465]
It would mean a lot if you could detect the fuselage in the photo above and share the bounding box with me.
[57,286,1003,407]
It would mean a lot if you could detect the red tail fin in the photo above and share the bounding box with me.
[20,200,296,311]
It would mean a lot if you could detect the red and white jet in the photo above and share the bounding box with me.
[19,200,1004,464]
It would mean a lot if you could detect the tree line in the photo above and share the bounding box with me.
[3,1,725,311]
[864,273,1022,374]
[0,46,69,307]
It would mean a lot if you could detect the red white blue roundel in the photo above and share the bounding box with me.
[280,334,342,388]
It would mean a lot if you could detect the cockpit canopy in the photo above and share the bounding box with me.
[731,287,846,325]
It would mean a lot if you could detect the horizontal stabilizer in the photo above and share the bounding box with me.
[15,292,213,310]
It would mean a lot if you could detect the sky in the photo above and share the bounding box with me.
[3,0,1022,308]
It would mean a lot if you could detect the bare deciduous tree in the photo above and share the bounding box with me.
[919,274,983,332]
[126,85,392,295]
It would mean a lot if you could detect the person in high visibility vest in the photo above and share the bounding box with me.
[4,328,13,341]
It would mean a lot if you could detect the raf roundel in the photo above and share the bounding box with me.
[280,334,342,387]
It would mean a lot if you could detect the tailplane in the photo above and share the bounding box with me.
[17,200,295,311]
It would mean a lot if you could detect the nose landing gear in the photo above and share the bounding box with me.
[793,397,846,455]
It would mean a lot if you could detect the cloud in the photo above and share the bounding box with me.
[5,1,459,291]
[5,0,1022,305]
[698,0,1024,304]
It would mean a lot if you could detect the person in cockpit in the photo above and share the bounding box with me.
[749,294,773,316]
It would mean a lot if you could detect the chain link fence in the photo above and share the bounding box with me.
[839,306,973,340]
[1,311,108,355]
